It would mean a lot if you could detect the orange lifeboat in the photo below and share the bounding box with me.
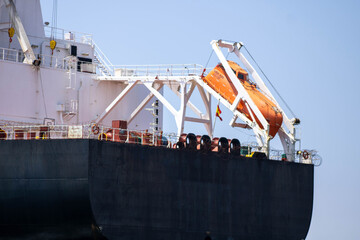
[203,61,283,138]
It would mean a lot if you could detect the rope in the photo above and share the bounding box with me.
[51,0,58,40]
[204,50,214,70]
[201,50,214,78]
[243,45,297,118]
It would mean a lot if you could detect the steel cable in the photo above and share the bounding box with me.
[243,45,297,118]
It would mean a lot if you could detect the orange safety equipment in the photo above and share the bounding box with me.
[203,60,283,138]
[302,150,309,160]
[91,124,100,135]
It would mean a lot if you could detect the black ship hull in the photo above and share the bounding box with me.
[0,140,94,239]
[0,139,313,239]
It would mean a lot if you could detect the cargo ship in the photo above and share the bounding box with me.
[0,0,319,239]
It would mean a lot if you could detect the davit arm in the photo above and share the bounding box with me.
[210,40,299,161]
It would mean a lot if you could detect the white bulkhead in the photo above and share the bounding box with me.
[0,0,161,130]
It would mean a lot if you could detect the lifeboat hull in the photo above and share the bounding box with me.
[203,61,283,137]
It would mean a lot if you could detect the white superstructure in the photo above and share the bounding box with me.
[0,0,159,130]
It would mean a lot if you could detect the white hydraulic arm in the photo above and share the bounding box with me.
[211,40,272,155]
[232,43,295,135]
[2,0,36,64]
[210,40,299,160]
[231,41,299,160]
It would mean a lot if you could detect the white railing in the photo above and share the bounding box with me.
[93,41,113,76]
[109,64,205,77]
[269,148,321,166]
[0,47,23,62]
[0,123,319,164]
[0,47,96,73]
[0,124,320,165]
[44,26,93,45]
[91,40,204,78]
[0,124,178,148]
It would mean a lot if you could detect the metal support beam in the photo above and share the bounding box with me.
[166,81,213,136]
[229,115,251,129]
[211,40,269,134]
[244,101,267,148]
[184,117,211,124]
[168,82,202,118]
[231,41,299,158]
[96,81,139,123]
[233,46,295,135]
[176,82,187,136]
[127,83,163,125]
[194,76,254,130]
[278,127,296,162]
[197,83,212,136]
[184,81,196,103]
[144,82,177,116]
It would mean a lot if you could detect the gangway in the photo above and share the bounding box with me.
[94,40,300,161]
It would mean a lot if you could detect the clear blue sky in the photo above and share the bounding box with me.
[41,0,360,239]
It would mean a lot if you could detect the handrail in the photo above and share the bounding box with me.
[0,46,96,73]
[91,41,205,78]
[44,26,93,44]
[106,64,205,77]
[0,47,204,78]
[92,41,113,76]
[0,124,177,147]
[92,41,113,68]
[0,123,317,164]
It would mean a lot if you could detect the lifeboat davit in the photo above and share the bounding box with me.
[203,61,283,138]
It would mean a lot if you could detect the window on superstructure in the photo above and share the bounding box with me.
[237,73,244,80]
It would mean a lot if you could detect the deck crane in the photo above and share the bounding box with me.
[1,0,36,64]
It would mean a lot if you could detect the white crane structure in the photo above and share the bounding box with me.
[1,0,36,64]
[95,40,300,161]
[211,40,300,161]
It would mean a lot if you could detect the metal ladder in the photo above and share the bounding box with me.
[93,41,113,76]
